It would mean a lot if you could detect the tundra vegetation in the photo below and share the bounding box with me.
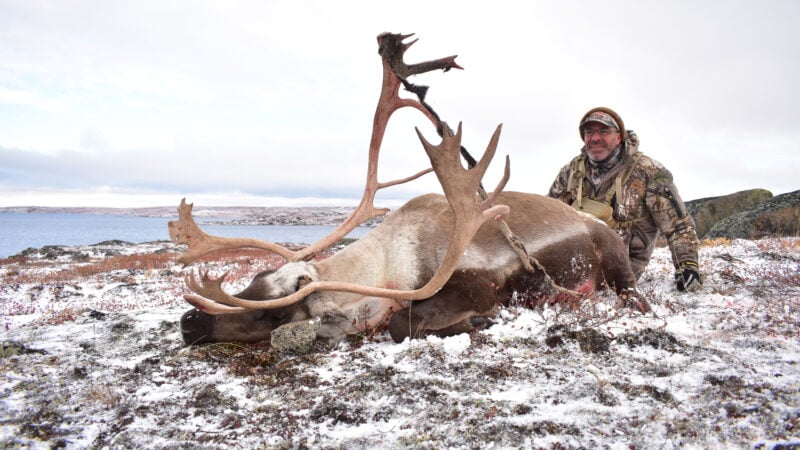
[0,237,798,448]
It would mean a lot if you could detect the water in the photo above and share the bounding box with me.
[0,212,373,258]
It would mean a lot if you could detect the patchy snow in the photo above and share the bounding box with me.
[1,238,798,449]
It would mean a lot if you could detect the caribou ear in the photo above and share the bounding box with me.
[296,275,313,291]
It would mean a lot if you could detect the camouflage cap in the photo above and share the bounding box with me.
[581,111,619,131]
[578,107,627,140]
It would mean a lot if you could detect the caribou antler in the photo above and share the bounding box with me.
[168,199,297,265]
[178,33,511,314]
[185,122,510,314]
[169,32,460,265]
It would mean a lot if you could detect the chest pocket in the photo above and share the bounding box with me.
[571,197,616,227]
[568,152,643,228]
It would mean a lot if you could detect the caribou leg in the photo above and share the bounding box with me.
[387,269,500,342]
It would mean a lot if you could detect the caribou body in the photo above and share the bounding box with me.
[172,33,640,346]
[180,191,636,344]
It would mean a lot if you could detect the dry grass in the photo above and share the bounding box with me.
[188,340,326,388]
[756,236,800,254]
[1,252,176,285]
[87,385,121,407]
[39,306,84,326]
[700,237,732,247]
[751,206,800,238]
[0,247,297,286]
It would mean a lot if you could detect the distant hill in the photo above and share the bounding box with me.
[685,189,773,238]
[686,189,800,239]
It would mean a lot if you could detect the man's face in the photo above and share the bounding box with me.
[583,122,621,162]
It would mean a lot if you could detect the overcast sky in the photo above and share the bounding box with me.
[1,0,798,208]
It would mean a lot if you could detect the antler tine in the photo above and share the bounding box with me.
[168,198,296,265]
[416,121,510,222]
[475,126,511,204]
[183,270,308,314]
[378,31,417,48]
[184,294,247,315]
[488,155,512,203]
[402,37,418,51]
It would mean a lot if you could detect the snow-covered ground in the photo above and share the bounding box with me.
[1,238,798,449]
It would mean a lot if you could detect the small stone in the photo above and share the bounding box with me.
[270,318,320,354]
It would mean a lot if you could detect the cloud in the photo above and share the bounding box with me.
[0,1,798,207]
[0,87,69,112]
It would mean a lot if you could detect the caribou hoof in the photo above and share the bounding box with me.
[616,292,652,314]
[469,316,496,330]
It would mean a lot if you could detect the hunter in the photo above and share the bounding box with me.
[548,106,702,292]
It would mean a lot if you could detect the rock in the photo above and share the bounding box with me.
[706,190,800,239]
[270,318,320,354]
[1,341,46,357]
[685,189,773,238]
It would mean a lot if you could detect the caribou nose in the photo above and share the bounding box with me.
[180,308,216,345]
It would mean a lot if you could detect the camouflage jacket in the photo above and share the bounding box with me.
[548,131,700,278]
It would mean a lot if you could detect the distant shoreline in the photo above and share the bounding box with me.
[0,212,376,258]
[0,206,386,226]
[0,206,180,217]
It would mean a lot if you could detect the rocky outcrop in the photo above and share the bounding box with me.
[705,190,800,239]
[685,189,773,238]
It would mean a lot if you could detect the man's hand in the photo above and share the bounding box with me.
[676,261,702,292]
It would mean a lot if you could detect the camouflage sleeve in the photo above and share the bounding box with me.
[547,162,574,204]
[644,171,700,270]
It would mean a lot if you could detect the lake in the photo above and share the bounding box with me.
[0,212,373,258]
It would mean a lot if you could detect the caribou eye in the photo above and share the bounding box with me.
[296,275,313,291]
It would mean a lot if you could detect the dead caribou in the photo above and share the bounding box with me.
[171,33,640,346]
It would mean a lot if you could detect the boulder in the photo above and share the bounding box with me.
[705,190,800,239]
[270,318,321,354]
[685,189,773,238]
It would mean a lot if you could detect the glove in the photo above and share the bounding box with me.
[676,261,702,292]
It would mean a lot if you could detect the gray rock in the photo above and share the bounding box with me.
[706,190,800,239]
[270,318,321,354]
[685,189,773,238]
